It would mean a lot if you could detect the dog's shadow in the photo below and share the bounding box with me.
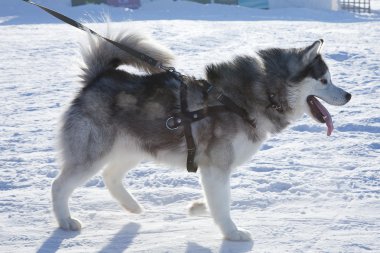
[36,228,80,253]
[38,224,251,253]
[98,222,140,253]
[186,240,254,253]
[36,223,140,253]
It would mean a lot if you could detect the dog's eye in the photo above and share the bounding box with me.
[320,78,328,85]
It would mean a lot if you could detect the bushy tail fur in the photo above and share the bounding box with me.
[80,29,174,84]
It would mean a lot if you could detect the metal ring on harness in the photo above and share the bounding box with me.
[166,116,181,130]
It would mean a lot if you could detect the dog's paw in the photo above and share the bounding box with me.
[224,228,252,241]
[188,200,208,216]
[58,217,82,231]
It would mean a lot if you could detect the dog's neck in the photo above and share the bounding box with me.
[205,56,294,134]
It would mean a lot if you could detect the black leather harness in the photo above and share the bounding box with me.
[164,70,257,172]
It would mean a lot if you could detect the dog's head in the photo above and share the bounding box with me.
[286,40,351,135]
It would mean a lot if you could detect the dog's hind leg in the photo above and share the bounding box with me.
[200,167,252,241]
[52,161,104,231]
[102,161,143,214]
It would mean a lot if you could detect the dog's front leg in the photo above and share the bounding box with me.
[200,167,252,241]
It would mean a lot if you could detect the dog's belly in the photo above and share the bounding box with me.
[107,132,187,169]
[108,128,264,171]
[156,148,188,169]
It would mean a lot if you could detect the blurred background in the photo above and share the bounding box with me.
[1,0,379,25]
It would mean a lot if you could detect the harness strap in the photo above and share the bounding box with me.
[178,82,197,172]
[166,106,227,130]
[183,123,197,172]
[200,80,257,128]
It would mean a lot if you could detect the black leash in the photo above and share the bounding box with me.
[22,0,257,173]
[22,0,162,68]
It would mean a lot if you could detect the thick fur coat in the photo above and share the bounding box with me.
[52,29,351,241]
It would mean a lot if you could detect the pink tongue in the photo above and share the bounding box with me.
[313,97,334,136]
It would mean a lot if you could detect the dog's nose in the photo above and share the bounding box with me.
[345,93,352,102]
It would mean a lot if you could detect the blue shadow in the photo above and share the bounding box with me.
[98,222,141,253]
[185,239,254,253]
[36,228,80,253]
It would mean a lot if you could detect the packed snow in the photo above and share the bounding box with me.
[0,0,379,252]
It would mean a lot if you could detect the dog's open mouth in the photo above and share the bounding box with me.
[307,95,333,136]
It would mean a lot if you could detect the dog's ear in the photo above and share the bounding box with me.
[302,39,324,64]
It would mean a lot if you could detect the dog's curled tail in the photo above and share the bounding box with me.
[80,29,174,84]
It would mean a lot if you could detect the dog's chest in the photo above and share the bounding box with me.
[230,133,263,169]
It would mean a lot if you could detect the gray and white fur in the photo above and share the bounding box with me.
[52,29,351,241]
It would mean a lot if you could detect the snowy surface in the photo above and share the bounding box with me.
[0,0,380,253]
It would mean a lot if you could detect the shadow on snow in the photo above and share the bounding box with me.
[36,222,140,253]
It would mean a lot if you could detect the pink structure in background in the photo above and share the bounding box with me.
[106,0,141,9]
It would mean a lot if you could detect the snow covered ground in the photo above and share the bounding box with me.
[0,0,379,252]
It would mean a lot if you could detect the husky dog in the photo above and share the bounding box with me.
[52,29,351,241]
